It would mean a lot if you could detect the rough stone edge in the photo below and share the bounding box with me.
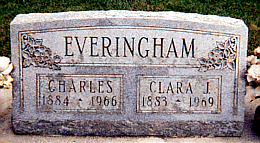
[12,119,243,137]
[10,10,246,28]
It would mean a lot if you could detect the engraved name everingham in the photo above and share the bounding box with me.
[21,30,237,70]
[11,11,247,136]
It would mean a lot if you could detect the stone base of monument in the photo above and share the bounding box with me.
[12,120,243,137]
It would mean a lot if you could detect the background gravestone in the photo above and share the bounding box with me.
[11,11,247,136]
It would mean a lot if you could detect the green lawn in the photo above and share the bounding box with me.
[0,0,259,57]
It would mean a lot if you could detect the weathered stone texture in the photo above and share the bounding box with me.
[12,120,243,136]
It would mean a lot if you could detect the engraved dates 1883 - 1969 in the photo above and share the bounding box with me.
[137,75,221,114]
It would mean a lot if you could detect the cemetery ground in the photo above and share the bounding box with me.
[0,87,260,142]
[0,0,259,57]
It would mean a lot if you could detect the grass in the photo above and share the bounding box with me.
[0,0,259,57]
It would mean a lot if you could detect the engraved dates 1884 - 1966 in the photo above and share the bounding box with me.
[36,74,123,113]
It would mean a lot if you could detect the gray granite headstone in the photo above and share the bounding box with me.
[11,11,248,136]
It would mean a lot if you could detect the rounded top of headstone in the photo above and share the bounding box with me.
[11,10,246,28]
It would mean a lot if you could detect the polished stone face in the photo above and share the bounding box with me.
[11,10,248,136]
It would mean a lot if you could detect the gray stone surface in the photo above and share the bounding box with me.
[10,10,248,136]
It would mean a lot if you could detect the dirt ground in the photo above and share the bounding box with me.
[0,88,260,143]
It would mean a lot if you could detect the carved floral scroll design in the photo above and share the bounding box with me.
[197,37,237,72]
[21,34,63,70]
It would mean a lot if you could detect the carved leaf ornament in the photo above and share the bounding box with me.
[21,34,62,70]
[198,37,237,72]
